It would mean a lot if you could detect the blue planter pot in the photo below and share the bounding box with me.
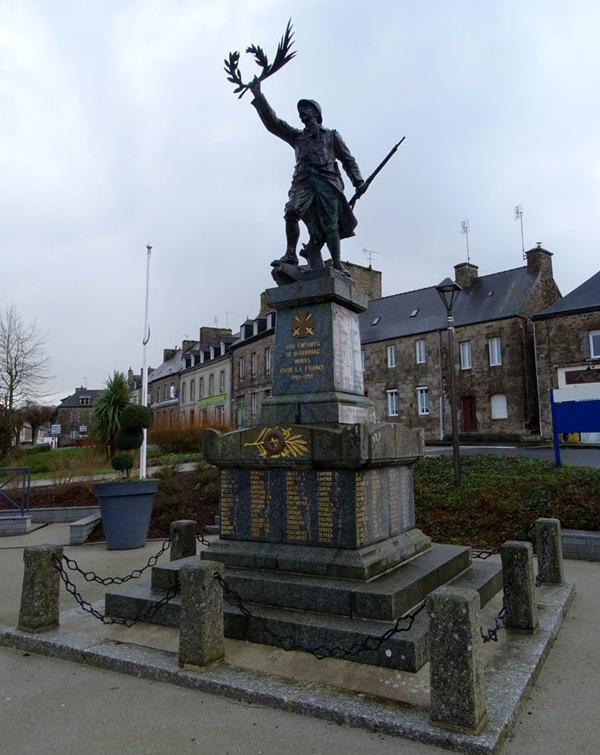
[93,480,159,550]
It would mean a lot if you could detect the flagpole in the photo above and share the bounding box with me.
[140,243,152,479]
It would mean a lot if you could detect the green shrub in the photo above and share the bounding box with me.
[413,455,600,548]
[111,451,134,476]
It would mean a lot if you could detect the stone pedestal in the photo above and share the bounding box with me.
[198,268,501,670]
[261,268,376,425]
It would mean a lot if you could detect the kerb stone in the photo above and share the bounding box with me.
[427,586,487,733]
[17,545,63,633]
[536,517,565,584]
[501,540,539,631]
[170,519,197,561]
[178,560,224,669]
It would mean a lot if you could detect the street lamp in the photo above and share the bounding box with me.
[435,277,462,486]
[140,243,152,479]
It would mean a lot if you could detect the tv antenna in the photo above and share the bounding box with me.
[225,311,236,328]
[363,247,381,268]
[514,204,525,258]
[460,219,470,262]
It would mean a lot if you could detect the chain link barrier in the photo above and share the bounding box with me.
[214,571,425,661]
[60,533,175,586]
[480,604,507,643]
[197,532,212,548]
[470,548,507,642]
[471,547,501,560]
[53,554,178,626]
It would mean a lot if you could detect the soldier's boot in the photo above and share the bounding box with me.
[326,235,351,278]
[278,219,300,264]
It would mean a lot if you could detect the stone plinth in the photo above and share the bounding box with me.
[261,268,376,425]
[204,421,426,579]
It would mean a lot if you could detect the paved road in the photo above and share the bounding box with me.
[426,444,600,469]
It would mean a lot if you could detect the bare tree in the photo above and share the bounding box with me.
[0,305,51,412]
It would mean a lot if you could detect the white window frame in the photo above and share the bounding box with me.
[181,381,186,403]
[190,379,195,400]
[250,392,258,417]
[199,377,204,397]
[386,389,399,417]
[387,344,396,368]
[416,386,430,415]
[590,330,600,359]
[219,370,225,393]
[265,347,272,375]
[415,339,426,364]
[251,351,258,377]
[488,337,502,367]
[238,356,245,381]
[490,393,508,419]
[460,340,472,370]
[208,374,215,395]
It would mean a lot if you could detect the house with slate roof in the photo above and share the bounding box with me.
[360,244,561,441]
[56,386,103,446]
[533,268,600,440]
[179,327,237,427]
[147,346,186,425]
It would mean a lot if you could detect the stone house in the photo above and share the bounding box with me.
[55,387,103,445]
[359,245,561,441]
[230,311,276,428]
[148,347,186,425]
[533,268,600,440]
[179,327,236,427]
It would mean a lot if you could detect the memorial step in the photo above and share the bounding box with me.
[105,583,182,628]
[104,549,501,671]
[221,543,471,621]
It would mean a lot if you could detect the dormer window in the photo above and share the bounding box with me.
[79,396,91,406]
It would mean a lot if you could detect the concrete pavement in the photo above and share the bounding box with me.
[0,525,597,754]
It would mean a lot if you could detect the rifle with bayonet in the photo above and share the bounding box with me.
[349,136,406,209]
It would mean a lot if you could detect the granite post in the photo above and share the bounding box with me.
[428,587,487,733]
[170,519,198,562]
[17,545,63,633]
[178,560,225,669]
[535,517,564,585]
[501,541,538,632]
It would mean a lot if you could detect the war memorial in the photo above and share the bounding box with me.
[1,22,576,753]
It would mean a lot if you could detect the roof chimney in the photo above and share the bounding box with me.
[526,242,553,277]
[454,262,479,288]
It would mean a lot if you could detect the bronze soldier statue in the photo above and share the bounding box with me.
[249,79,365,277]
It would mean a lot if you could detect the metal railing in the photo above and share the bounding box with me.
[0,467,31,516]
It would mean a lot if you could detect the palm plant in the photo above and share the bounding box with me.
[93,371,131,457]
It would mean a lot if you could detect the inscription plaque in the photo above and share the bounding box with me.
[219,464,415,547]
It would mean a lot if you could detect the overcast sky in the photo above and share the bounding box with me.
[1,0,599,402]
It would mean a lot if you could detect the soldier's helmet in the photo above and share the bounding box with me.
[297,99,322,124]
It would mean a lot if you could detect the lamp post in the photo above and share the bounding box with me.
[140,243,152,479]
[435,278,462,486]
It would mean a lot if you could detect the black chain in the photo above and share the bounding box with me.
[53,555,178,626]
[481,604,506,643]
[60,534,175,586]
[197,532,212,548]
[214,571,425,661]
[471,547,501,560]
